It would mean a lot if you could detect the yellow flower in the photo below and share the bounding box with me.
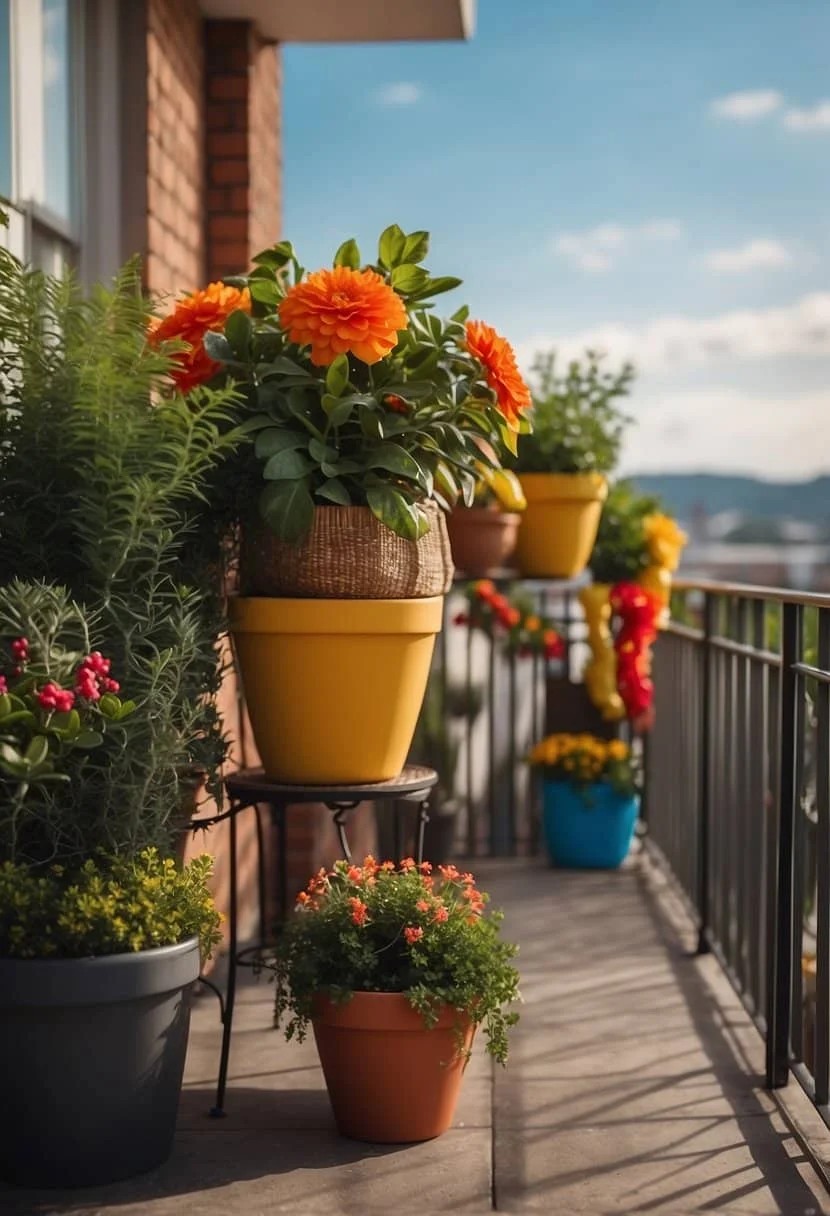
[643,514,687,572]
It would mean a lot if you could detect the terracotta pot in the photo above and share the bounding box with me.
[312,991,474,1142]
[446,507,521,577]
[514,472,608,578]
[229,596,443,783]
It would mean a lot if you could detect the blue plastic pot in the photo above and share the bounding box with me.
[542,780,639,869]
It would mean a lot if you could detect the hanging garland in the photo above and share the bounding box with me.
[454,580,565,660]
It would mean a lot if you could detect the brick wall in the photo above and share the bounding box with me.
[204,22,281,281]
[146,0,205,295]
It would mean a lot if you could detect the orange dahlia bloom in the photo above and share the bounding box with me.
[464,320,532,429]
[278,266,407,366]
[150,282,251,393]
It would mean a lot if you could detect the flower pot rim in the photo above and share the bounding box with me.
[312,989,473,1032]
[229,594,445,636]
[449,506,523,524]
[516,471,608,502]
[0,934,200,1006]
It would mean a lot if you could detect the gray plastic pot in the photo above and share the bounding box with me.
[0,936,200,1187]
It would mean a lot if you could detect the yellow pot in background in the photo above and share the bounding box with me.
[229,596,443,784]
[514,473,608,579]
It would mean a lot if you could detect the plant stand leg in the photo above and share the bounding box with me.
[210,804,240,1117]
[328,801,360,862]
[415,797,430,865]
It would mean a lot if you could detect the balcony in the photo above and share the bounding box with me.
[6,576,830,1215]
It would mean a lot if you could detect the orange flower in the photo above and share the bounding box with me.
[150,282,250,393]
[404,925,424,945]
[349,897,369,927]
[279,266,407,366]
[415,899,431,913]
[464,320,531,429]
[399,857,416,872]
[346,865,362,882]
[433,905,449,924]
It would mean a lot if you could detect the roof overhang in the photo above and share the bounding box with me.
[198,0,475,43]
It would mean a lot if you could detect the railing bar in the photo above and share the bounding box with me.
[697,594,714,953]
[709,636,781,665]
[766,602,801,1088]
[672,578,830,610]
[812,610,830,1103]
[790,674,807,1064]
[793,663,830,684]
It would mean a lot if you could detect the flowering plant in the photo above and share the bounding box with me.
[454,579,565,660]
[528,733,639,798]
[271,857,520,1063]
[151,224,532,542]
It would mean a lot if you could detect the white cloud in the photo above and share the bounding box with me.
[704,238,793,273]
[620,384,830,479]
[709,89,783,120]
[516,292,830,373]
[782,101,830,131]
[374,82,422,107]
[552,219,682,273]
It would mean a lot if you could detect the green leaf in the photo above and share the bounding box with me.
[309,437,339,464]
[224,309,252,353]
[117,700,137,719]
[450,304,470,324]
[0,694,11,719]
[260,357,311,379]
[48,709,81,738]
[252,241,295,268]
[402,231,430,264]
[325,354,350,397]
[366,443,423,481]
[260,479,315,542]
[75,730,104,749]
[316,477,351,505]
[408,276,463,302]
[24,735,49,766]
[262,448,316,480]
[378,224,406,269]
[321,397,354,428]
[333,238,361,269]
[390,265,429,294]
[321,457,363,476]
[202,330,234,362]
[360,407,383,440]
[255,428,309,459]
[99,695,120,719]
[366,485,420,540]
[249,278,282,307]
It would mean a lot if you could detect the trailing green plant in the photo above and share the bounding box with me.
[589,481,662,585]
[272,858,520,1063]
[514,350,635,475]
[0,848,222,959]
[0,249,244,848]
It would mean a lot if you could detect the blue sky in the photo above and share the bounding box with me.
[282,0,830,479]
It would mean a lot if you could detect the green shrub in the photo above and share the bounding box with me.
[589,481,662,585]
[0,848,222,960]
[514,350,635,475]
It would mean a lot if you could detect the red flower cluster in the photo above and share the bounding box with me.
[75,651,120,703]
[609,582,662,729]
[455,580,564,661]
[2,637,122,717]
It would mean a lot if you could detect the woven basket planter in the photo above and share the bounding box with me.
[240,502,454,599]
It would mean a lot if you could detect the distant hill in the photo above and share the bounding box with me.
[629,473,830,525]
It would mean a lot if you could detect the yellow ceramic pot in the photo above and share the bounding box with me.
[514,473,608,579]
[229,596,443,784]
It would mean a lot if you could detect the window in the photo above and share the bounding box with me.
[2,0,79,269]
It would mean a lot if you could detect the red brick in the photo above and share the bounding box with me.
[210,158,248,185]
[209,213,248,240]
[207,131,248,158]
[229,186,251,211]
[209,74,248,101]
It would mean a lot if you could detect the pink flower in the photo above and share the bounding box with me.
[404,925,424,945]
[10,637,29,662]
[0,676,6,694]
[37,683,75,713]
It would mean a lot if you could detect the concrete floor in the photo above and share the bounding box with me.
[4,857,830,1215]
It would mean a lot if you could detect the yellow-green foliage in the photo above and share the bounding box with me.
[0,847,222,960]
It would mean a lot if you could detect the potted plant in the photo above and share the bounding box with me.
[271,857,520,1143]
[512,350,635,578]
[528,732,640,868]
[152,224,532,784]
[0,581,221,1188]
[446,465,526,577]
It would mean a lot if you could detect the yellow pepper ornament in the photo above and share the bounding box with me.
[578,583,625,721]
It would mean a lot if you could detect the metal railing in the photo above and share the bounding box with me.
[647,579,830,1116]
